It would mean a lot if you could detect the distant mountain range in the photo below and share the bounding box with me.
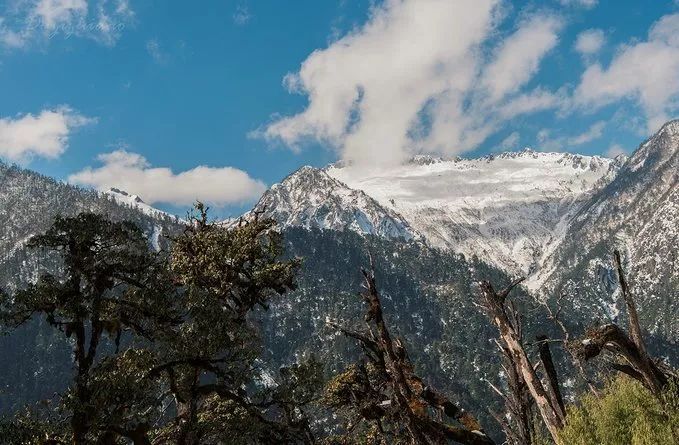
[249,149,625,276]
[0,121,676,437]
[244,120,677,345]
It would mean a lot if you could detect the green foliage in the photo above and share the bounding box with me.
[147,204,317,443]
[0,213,179,443]
[0,403,67,444]
[559,376,679,445]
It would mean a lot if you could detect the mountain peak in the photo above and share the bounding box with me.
[104,188,171,218]
[625,119,679,174]
[108,187,145,204]
[245,165,418,240]
[659,119,679,134]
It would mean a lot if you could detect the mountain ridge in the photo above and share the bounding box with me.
[251,149,624,275]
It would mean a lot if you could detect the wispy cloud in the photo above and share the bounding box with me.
[257,0,566,166]
[559,0,598,8]
[69,150,267,206]
[0,0,134,49]
[145,38,167,63]
[606,143,628,158]
[233,4,251,26]
[499,131,520,150]
[536,121,606,151]
[575,13,679,133]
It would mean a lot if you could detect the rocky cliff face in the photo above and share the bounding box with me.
[530,120,679,341]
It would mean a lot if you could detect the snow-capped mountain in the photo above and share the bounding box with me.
[532,120,679,340]
[252,150,623,274]
[246,165,418,240]
[105,187,174,219]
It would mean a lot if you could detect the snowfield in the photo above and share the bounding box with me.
[319,150,623,274]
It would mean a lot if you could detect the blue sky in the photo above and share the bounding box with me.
[0,0,678,217]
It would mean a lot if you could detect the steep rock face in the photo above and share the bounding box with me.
[245,166,418,240]
[325,150,622,275]
[532,121,679,340]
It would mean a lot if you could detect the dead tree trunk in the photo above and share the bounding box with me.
[540,295,600,397]
[328,266,496,445]
[478,279,565,445]
[575,250,674,397]
[486,339,534,444]
[536,335,565,417]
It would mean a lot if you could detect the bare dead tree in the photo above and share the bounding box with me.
[478,278,566,445]
[484,301,535,445]
[327,266,495,445]
[573,250,676,398]
[539,294,600,397]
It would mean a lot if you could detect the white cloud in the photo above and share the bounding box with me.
[499,131,519,150]
[575,13,679,133]
[145,38,166,63]
[68,150,267,206]
[259,0,566,166]
[535,121,606,150]
[567,120,605,144]
[0,0,133,48]
[0,17,27,48]
[497,88,565,118]
[0,107,94,161]
[559,0,598,8]
[575,29,605,55]
[233,4,251,25]
[31,0,88,30]
[606,143,628,158]
[482,14,563,102]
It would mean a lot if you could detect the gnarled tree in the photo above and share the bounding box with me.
[573,250,677,398]
[149,203,320,444]
[478,278,566,445]
[326,266,495,445]
[0,213,180,444]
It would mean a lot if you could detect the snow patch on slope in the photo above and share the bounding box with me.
[105,188,172,219]
[326,149,621,274]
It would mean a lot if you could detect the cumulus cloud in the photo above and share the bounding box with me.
[68,150,267,206]
[575,13,679,132]
[258,0,566,166]
[0,107,94,161]
[0,0,133,48]
[575,29,605,55]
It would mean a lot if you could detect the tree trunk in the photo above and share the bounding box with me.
[479,281,564,445]
[536,335,566,421]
